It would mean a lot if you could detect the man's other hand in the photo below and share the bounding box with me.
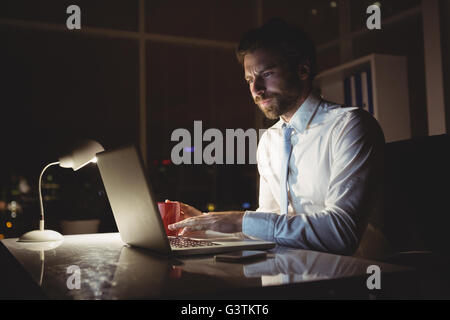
[165,199,203,218]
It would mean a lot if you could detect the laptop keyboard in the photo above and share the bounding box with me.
[170,237,219,248]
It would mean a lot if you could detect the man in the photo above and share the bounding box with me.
[169,19,385,256]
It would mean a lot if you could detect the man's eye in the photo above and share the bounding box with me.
[263,72,273,78]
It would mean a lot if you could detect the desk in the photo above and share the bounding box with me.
[0,233,418,299]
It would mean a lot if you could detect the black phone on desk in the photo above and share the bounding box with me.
[214,250,267,263]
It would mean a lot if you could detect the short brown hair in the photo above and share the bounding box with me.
[236,18,317,80]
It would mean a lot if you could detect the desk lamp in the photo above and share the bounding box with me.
[18,140,104,242]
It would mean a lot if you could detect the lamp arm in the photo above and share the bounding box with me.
[39,161,60,230]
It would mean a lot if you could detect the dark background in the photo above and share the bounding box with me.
[0,0,448,238]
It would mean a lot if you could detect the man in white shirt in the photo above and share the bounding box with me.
[169,19,385,256]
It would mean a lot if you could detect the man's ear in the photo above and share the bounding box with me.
[298,63,310,81]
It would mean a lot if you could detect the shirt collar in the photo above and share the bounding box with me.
[273,92,322,133]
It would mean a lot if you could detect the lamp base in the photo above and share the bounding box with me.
[18,229,63,242]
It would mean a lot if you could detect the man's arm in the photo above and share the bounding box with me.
[243,110,385,255]
[168,173,279,236]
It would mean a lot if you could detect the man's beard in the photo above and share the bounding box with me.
[255,91,300,120]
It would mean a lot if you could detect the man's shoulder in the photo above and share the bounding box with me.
[324,104,385,145]
[318,99,378,126]
[337,105,380,129]
[316,98,384,141]
[320,99,359,116]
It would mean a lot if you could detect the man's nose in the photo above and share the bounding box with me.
[251,77,265,97]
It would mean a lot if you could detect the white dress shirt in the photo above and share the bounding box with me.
[242,93,385,255]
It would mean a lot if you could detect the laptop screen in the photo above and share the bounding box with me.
[96,145,172,254]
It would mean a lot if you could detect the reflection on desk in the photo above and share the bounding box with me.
[1,233,413,299]
[245,249,369,285]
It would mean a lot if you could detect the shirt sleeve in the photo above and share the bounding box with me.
[243,110,385,255]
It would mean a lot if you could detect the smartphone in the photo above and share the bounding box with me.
[214,250,267,263]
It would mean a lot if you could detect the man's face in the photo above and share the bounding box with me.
[244,48,303,120]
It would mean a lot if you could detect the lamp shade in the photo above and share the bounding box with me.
[59,139,104,171]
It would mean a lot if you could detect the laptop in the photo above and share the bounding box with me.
[96,145,275,256]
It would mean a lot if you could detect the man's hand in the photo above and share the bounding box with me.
[169,211,245,235]
[165,199,202,218]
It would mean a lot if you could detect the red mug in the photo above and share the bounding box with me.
[157,201,181,236]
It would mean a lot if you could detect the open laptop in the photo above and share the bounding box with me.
[96,145,275,256]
